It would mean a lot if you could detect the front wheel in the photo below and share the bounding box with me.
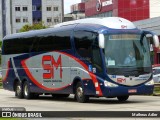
[117,95,129,102]
[75,82,89,103]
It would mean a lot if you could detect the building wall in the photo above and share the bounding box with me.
[71,3,85,13]
[0,1,3,40]
[32,0,42,23]
[85,0,160,22]
[150,0,160,18]
[5,0,11,36]
[42,0,63,26]
[85,0,114,17]
[11,0,32,33]
[0,0,63,36]
[118,0,149,21]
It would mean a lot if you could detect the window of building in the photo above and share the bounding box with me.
[23,6,28,11]
[46,7,51,11]
[16,29,20,33]
[32,6,36,11]
[54,18,59,23]
[16,18,21,23]
[15,7,20,11]
[53,7,59,11]
[47,17,52,23]
[37,6,41,11]
[23,17,28,23]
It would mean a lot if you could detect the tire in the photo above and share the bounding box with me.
[75,82,89,103]
[23,81,34,99]
[117,95,129,102]
[15,81,23,99]
[52,94,70,98]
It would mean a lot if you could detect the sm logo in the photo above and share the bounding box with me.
[42,55,62,79]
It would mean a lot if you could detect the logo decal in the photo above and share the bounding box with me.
[121,25,127,29]
[42,55,62,79]
[117,78,126,83]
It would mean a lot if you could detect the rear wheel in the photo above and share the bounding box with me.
[15,81,23,98]
[75,82,89,103]
[23,81,34,99]
[117,95,129,102]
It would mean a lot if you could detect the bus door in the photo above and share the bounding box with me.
[72,31,103,81]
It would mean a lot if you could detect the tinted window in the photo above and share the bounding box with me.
[74,31,96,59]
[74,31,102,72]
[3,38,33,54]
[32,31,71,52]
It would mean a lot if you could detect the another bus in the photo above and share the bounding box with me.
[2,17,159,103]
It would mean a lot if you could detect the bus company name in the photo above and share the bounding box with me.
[117,78,126,83]
[42,55,62,79]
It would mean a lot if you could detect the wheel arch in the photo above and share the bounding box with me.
[13,77,28,91]
[72,76,84,94]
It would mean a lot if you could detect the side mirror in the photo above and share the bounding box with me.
[99,34,105,48]
[143,30,159,48]
[153,35,159,48]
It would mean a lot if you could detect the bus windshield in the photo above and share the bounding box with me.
[104,33,152,75]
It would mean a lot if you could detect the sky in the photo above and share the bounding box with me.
[64,0,81,14]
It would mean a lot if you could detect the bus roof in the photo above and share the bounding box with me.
[53,17,136,30]
[3,17,137,40]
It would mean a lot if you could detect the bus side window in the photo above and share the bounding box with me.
[74,31,103,72]
[74,31,93,62]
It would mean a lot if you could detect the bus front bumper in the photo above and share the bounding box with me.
[102,84,154,97]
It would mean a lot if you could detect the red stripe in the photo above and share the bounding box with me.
[21,59,70,91]
[3,61,10,82]
[58,52,103,96]
[21,52,103,96]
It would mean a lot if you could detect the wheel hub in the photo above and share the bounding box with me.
[24,85,28,96]
[77,87,83,98]
[16,85,21,95]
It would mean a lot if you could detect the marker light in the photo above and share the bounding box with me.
[145,79,154,86]
[104,81,118,87]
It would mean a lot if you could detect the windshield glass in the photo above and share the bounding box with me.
[104,33,152,75]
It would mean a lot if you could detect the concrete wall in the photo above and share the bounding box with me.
[150,0,160,18]
[11,0,32,33]
[42,0,63,26]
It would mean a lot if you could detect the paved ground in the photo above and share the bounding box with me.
[0,89,160,120]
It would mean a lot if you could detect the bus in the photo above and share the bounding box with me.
[2,17,159,103]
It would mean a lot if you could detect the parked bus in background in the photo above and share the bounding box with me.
[2,17,159,103]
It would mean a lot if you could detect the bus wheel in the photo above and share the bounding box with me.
[117,95,129,102]
[23,81,34,99]
[75,82,89,103]
[15,81,23,99]
[52,94,70,98]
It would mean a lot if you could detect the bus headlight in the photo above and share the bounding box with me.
[104,81,118,87]
[145,79,154,86]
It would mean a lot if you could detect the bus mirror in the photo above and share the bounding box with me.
[99,34,105,48]
[143,30,159,48]
[153,35,159,48]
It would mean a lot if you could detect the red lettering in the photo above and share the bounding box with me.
[117,78,126,83]
[121,25,127,29]
[42,55,62,79]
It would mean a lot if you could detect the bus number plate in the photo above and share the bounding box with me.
[128,89,137,93]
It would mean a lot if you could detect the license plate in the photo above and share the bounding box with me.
[128,89,137,93]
